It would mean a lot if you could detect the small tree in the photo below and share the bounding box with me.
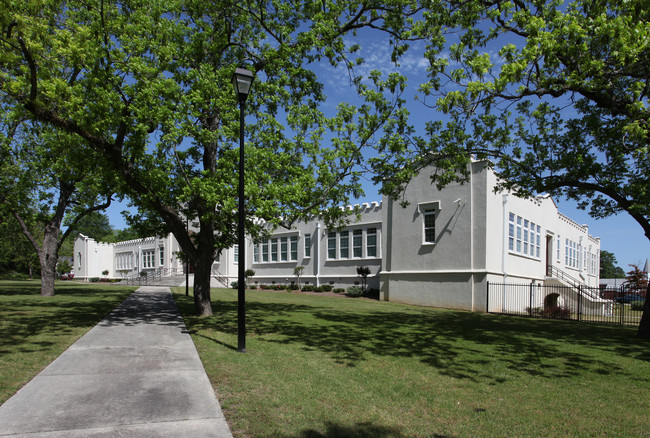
[294,266,305,291]
[356,266,371,294]
[625,264,648,293]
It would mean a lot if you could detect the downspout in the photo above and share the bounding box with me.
[502,194,509,281]
[470,166,475,311]
[315,223,321,287]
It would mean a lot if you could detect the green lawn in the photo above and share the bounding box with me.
[173,288,650,438]
[0,280,135,404]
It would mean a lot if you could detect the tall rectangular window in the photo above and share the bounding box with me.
[328,232,336,259]
[516,217,522,252]
[142,250,155,268]
[234,245,239,263]
[340,231,349,258]
[253,244,260,263]
[262,239,269,262]
[423,209,436,243]
[557,235,561,261]
[159,248,164,265]
[509,214,540,259]
[353,230,363,258]
[367,228,377,257]
[271,238,278,262]
[290,236,298,261]
[508,213,515,251]
[280,237,288,262]
[304,234,311,258]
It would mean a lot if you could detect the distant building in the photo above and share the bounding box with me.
[75,163,602,312]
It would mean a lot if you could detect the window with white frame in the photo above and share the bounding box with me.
[142,250,155,268]
[78,251,82,268]
[328,232,337,259]
[423,209,436,243]
[367,228,377,257]
[340,231,349,258]
[159,248,164,266]
[271,238,278,262]
[508,214,541,258]
[234,245,239,263]
[304,234,311,258]
[290,236,298,261]
[557,234,561,261]
[253,244,260,263]
[262,239,269,262]
[565,238,578,268]
[280,237,288,261]
[353,229,363,258]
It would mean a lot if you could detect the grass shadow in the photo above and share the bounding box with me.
[175,290,649,385]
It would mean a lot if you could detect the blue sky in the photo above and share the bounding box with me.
[103,25,648,274]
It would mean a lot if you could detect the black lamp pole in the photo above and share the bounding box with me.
[232,67,254,353]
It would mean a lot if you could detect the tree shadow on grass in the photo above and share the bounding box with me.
[272,421,416,438]
[0,283,135,354]
[178,292,650,385]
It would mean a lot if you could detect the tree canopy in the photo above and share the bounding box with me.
[0,0,423,314]
[599,250,625,279]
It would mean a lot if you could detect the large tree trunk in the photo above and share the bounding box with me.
[637,283,650,338]
[192,254,213,316]
[38,230,60,297]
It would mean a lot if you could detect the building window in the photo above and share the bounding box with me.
[234,245,239,263]
[271,238,278,262]
[508,213,515,251]
[280,237,288,261]
[367,228,377,257]
[159,248,164,266]
[78,252,82,268]
[253,244,260,263]
[142,250,155,268]
[508,214,541,259]
[423,209,436,243]
[290,236,298,261]
[340,231,349,258]
[565,238,578,268]
[304,234,311,258]
[262,239,269,262]
[557,235,561,261]
[328,232,336,259]
[353,229,363,258]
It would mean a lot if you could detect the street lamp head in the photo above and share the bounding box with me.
[232,67,255,103]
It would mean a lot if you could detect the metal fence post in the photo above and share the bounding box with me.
[529,282,533,317]
[577,285,582,322]
[486,281,490,313]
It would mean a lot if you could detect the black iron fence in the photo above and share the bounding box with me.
[487,282,645,326]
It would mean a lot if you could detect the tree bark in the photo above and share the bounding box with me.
[192,252,213,316]
[637,282,650,338]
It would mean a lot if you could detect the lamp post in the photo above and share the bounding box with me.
[232,67,254,353]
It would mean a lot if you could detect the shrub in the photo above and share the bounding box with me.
[313,286,323,293]
[231,281,248,289]
[544,306,571,319]
[525,306,544,317]
[347,286,364,297]
[260,284,268,290]
[102,270,109,276]
[302,285,314,292]
[287,283,299,291]
[333,288,345,293]
[322,285,333,292]
[249,285,257,290]
[631,301,645,311]
[89,277,100,282]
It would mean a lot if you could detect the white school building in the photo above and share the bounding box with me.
[74,163,603,313]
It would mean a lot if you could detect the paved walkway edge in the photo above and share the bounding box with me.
[0,286,233,438]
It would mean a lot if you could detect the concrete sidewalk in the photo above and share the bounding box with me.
[0,286,233,437]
